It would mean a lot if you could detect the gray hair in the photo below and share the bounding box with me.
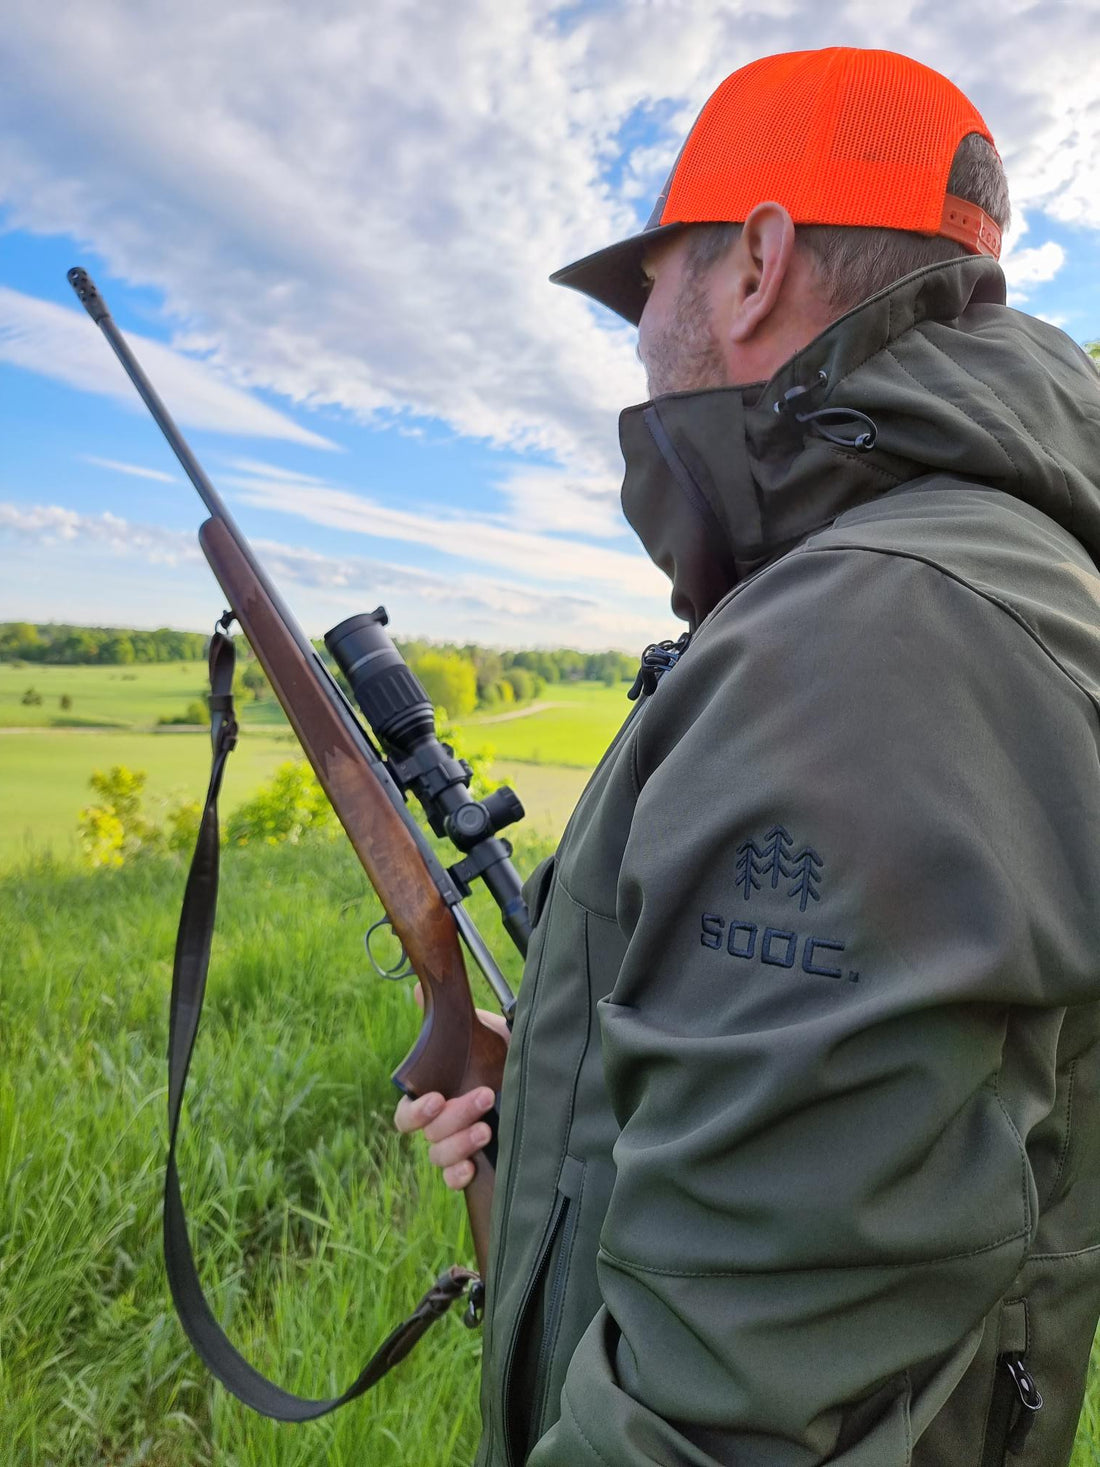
[683,133,1010,316]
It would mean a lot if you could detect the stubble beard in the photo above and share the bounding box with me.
[643,268,729,400]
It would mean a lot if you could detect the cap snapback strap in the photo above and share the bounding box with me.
[940,194,1002,258]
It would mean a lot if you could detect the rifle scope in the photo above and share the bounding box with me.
[326,609,531,956]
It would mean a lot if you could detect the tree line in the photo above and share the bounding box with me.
[395,641,636,716]
[2,622,639,718]
[0,622,207,665]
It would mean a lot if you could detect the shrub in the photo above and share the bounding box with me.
[412,651,477,718]
[165,798,203,853]
[20,687,42,706]
[436,718,500,801]
[157,700,209,726]
[77,765,162,867]
[225,761,335,847]
[239,663,269,700]
[503,667,544,704]
[59,693,72,711]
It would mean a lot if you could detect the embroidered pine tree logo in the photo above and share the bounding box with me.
[786,846,823,911]
[735,825,823,911]
[735,840,763,900]
[759,825,792,889]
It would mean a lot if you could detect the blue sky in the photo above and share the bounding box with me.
[2,2,1098,650]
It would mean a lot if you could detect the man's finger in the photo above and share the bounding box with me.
[477,1009,511,1043]
[428,1121,493,1172]
[393,1091,444,1135]
[442,1160,476,1191]
[420,1087,496,1144]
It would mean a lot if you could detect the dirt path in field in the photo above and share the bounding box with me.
[0,725,130,734]
[3,700,571,733]
[463,700,568,725]
[0,724,206,734]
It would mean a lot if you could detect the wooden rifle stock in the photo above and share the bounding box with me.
[199,516,506,1272]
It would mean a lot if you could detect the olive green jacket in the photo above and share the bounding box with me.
[476,257,1100,1466]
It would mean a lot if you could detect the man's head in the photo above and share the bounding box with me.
[553,48,1010,397]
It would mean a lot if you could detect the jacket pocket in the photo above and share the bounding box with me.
[503,1154,586,1466]
[523,853,558,931]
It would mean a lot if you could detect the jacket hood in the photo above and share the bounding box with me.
[620,255,1100,627]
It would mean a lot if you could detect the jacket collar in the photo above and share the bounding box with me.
[619,255,1008,627]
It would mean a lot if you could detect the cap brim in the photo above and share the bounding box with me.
[549,223,684,327]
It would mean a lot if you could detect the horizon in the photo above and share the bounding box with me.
[0,614,635,656]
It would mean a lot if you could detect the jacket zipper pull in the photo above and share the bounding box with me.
[627,632,692,701]
[1004,1355,1043,1454]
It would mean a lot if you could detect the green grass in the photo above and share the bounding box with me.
[489,760,590,838]
[453,680,633,768]
[0,729,300,867]
[0,664,633,750]
[0,661,218,729]
[0,833,549,1466]
[0,738,590,871]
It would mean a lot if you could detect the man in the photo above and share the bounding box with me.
[398,48,1100,1465]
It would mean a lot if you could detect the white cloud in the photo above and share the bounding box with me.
[0,286,336,449]
[81,455,178,483]
[492,466,625,540]
[0,1,1095,478]
[0,500,674,649]
[1003,239,1068,307]
[226,454,627,541]
[0,501,202,561]
[0,0,1093,485]
[217,461,665,601]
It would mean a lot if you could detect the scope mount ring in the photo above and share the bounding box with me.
[365,915,414,981]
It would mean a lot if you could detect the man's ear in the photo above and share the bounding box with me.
[723,201,796,343]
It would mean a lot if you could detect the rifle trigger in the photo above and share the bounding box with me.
[365,915,414,981]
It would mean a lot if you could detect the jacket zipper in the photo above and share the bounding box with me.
[981,1354,1043,1465]
[486,875,561,1435]
[531,1192,579,1435]
[501,1189,570,1467]
[1004,1355,1042,1455]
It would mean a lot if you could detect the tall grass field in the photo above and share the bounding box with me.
[1,831,548,1465]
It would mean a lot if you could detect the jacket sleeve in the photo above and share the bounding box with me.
[530,546,1100,1465]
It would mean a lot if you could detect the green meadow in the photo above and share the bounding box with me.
[0,730,298,866]
[453,681,632,768]
[0,659,227,730]
[0,662,620,866]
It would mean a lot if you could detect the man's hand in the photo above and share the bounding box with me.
[393,985,510,1190]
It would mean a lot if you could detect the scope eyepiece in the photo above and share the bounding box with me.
[325,608,436,758]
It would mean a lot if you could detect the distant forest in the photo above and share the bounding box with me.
[1,622,207,665]
[0,622,638,717]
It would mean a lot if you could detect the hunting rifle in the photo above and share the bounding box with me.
[67,266,531,1421]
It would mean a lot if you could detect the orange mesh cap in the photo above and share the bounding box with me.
[551,48,1000,325]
